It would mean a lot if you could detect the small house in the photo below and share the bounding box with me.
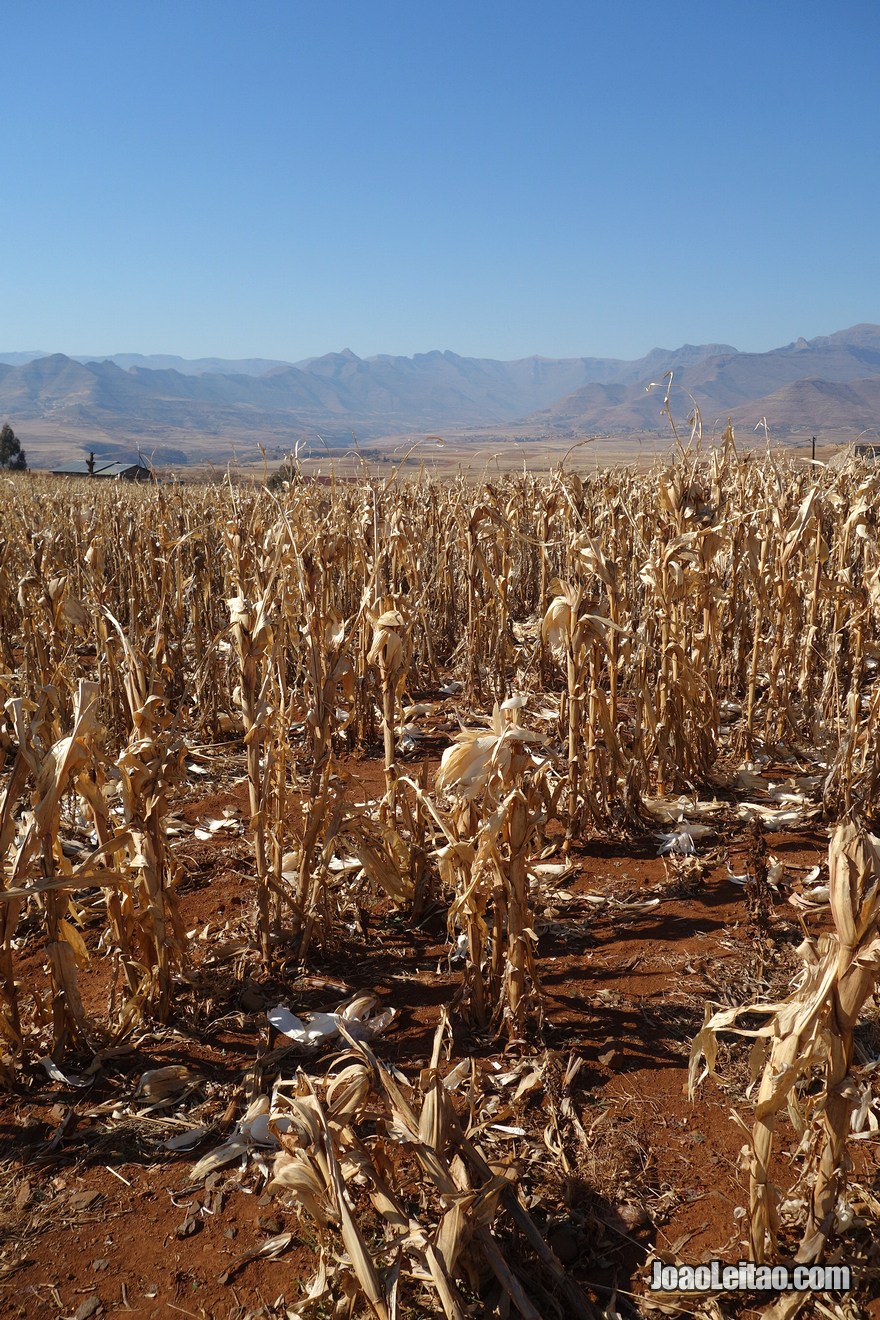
[51,457,153,481]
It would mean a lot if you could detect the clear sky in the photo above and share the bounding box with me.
[2,1,878,363]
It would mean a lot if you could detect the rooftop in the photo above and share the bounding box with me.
[51,459,153,477]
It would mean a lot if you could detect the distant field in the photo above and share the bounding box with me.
[11,415,842,478]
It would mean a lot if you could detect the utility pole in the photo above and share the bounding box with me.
[811,435,816,463]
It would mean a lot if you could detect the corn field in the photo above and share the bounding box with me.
[2,435,880,1316]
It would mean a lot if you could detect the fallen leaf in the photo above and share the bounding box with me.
[218,1232,294,1284]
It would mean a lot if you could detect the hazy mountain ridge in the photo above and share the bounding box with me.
[1,326,878,456]
[0,351,293,377]
[528,324,880,434]
[727,376,880,432]
[0,341,735,438]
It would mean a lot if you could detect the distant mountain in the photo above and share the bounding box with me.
[0,351,292,376]
[0,350,51,366]
[82,353,295,377]
[728,375,880,432]
[2,327,878,464]
[531,324,880,435]
[0,341,735,445]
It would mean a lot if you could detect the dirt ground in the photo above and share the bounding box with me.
[1,722,878,1320]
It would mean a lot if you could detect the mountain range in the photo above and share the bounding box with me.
[2,324,879,466]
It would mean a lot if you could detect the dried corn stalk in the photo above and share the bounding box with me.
[367,599,411,823]
[434,704,545,1035]
[6,445,880,1060]
[188,1019,597,1319]
[689,821,880,1263]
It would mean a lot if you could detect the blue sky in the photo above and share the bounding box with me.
[2,2,877,362]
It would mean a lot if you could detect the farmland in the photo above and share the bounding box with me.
[0,435,879,1319]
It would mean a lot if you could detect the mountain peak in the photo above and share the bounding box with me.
[2,326,879,465]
